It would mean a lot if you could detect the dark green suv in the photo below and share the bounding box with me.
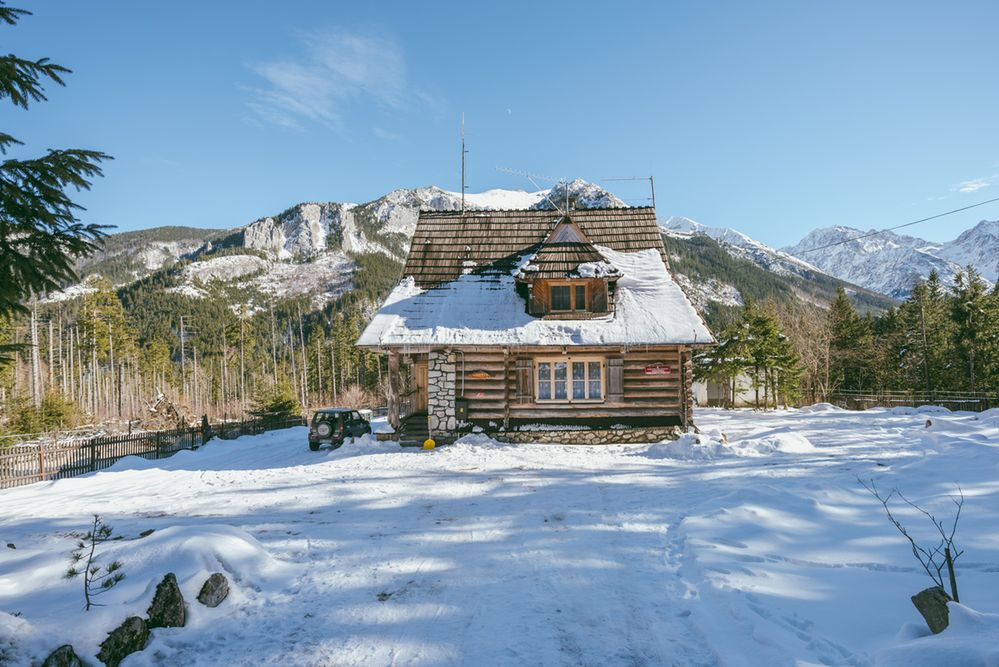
[309,408,371,451]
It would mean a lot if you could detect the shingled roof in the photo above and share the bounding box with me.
[403,207,665,287]
[514,218,622,282]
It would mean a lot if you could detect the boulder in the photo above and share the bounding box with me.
[97,616,149,667]
[196,572,230,608]
[42,644,83,667]
[147,573,186,628]
[911,585,950,634]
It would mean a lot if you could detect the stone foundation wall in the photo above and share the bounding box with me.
[489,426,683,445]
[427,352,456,435]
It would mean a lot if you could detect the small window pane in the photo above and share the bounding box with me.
[554,362,567,400]
[572,362,585,399]
[574,285,586,310]
[551,285,571,311]
[538,381,551,400]
[537,362,551,400]
[588,362,602,399]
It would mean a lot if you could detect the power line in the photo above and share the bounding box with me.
[797,195,999,254]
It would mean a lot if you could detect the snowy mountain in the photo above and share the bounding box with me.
[934,220,999,283]
[73,226,225,286]
[659,216,895,319]
[783,224,996,298]
[662,217,823,278]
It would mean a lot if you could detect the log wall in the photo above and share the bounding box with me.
[455,346,688,424]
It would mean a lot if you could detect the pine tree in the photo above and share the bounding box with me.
[827,287,871,392]
[951,268,990,392]
[0,4,111,318]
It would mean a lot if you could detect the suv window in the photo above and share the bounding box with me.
[350,411,361,421]
[313,411,342,424]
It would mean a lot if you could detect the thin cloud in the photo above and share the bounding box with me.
[955,175,997,193]
[246,28,410,130]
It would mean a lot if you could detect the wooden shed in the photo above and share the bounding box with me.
[356,207,714,445]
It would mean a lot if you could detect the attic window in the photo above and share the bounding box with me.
[550,282,587,312]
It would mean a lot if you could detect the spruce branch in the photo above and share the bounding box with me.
[65,514,126,611]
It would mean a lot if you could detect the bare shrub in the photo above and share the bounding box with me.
[860,477,964,601]
[337,384,374,409]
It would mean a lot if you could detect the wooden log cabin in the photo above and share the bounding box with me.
[356,207,714,445]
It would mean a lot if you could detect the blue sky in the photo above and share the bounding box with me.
[6,1,999,247]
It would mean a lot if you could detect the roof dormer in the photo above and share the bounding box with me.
[514,217,622,318]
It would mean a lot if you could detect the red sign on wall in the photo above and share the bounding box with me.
[644,364,672,375]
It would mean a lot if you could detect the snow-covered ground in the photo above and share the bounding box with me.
[1,406,998,666]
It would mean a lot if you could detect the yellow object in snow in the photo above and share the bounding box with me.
[423,438,436,450]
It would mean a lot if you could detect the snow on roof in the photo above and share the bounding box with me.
[357,245,714,348]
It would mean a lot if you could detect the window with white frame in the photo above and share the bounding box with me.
[535,356,603,402]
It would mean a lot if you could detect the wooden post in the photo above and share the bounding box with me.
[37,446,45,482]
[503,349,511,429]
[388,351,400,430]
[681,347,694,430]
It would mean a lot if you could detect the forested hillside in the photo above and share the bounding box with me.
[663,233,895,330]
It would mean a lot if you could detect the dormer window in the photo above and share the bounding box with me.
[550,282,587,312]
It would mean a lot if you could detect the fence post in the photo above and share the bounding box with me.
[155,431,162,459]
[37,446,45,483]
[90,441,96,472]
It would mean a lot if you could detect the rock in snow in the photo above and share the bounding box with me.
[910,586,950,634]
[97,616,148,667]
[196,573,230,608]
[146,573,186,629]
[41,644,84,667]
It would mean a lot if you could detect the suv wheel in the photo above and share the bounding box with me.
[309,441,321,452]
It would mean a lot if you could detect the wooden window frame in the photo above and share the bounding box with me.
[548,281,589,312]
[534,355,604,403]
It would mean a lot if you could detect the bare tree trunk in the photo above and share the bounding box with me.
[239,312,246,416]
[48,318,55,391]
[30,303,42,408]
[297,307,308,408]
[316,337,323,402]
[330,343,337,403]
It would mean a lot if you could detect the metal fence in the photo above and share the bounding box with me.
[0,416,306,490]
[829,390,998,413]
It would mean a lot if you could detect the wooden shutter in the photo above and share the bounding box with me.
[606,357,624,402]
[591,281,608,312]
[516,358,534,403]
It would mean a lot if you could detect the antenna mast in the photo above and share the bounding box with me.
[601,175,656,208]
[460,113,467,214]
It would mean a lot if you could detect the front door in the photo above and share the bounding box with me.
[413,362,429,412]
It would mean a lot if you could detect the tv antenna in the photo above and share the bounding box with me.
[602,175,656,209]
[460,113,468,214]
[495,166,567,214]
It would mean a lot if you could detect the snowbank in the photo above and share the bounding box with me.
[877,604,999,666]
[889,405,953,416]
[0,524,295,663]
[640,429,816,460]
[797,402,844,413]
